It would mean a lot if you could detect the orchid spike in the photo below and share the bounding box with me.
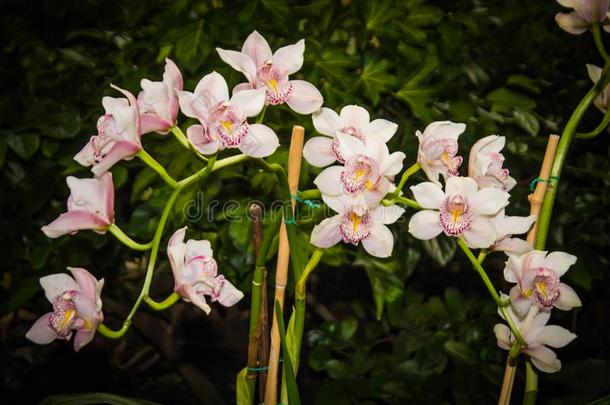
[177,71,279,157]
[468,135,517,191]
[41,173,114,238]
[26,267,104,352]
[408,176,509,248]
[216,30,323,114]
[587,64,610,112]
[138,58,183,134]
[310,194,405,258]
[74,85,142,176]
[415,121,466,185]
[555,0,610,35]
[167,227,244,314]
[494,305,577,373]
[304,105,399,168]
[504,250,582,316]
[314,133,405,215]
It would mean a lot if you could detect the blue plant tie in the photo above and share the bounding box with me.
[291,190,320,208]
[529,176,560,192]
[284,218,297,225]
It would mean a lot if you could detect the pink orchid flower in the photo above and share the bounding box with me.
[556,0,610,35]
[408,176,509,248]
[489,210,536,255]
[587,64,610,112]
[468,135,516,191]
[167,227,244,314]
[304,105,399,168]
[41,173,114,238]
[494,305,577,373]
[314,133,405,215]
[177,71,279,158]
[416,121,466,185]
[504,250,582,316]
[26,267,104,352]
[310,194,405,258]
[74,85,142,176]
[216,30,323,114]
[138,58,183,134]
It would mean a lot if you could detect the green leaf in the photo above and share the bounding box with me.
[131,168,158,201]
[275,300,301,405]
[357,59,397,104]
[339,316,358,341]
[421,235,456,267]
[443,340,478,365]
[39,392,164,405]
[7,133,40,160]
[394,87,438,122]
[1,277,39,312]
[507,74,541,94]
[174,20,206,67]
[356,256,404,319]
[513,109,540,136]
[487,87,537,112]
[407,5,444,27]
[235,367,254,405]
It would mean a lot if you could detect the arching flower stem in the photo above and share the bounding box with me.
[170,126,209,162]
[593,22,609,60]
[136,149,179,189]
[144,292,181,310]
[389,162,421,198]
[107,224,152,251]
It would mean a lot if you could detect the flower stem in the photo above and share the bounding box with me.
[256,105,268,124]
[535,60,610,250]
[593,22,609,61]
[107,224,152,251]
[298,189,321,201]
[136,149,179,189]
[576,105,610,138]
[144,292,180,310]
[523,358,539,405]
[392,162,421,196]
[383,195,422,209]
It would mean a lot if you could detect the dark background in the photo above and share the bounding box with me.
[1,0,609,404]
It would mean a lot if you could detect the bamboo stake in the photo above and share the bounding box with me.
[257,262,270,404]
[498,134,560,405]
[526,135,560,245]
[264,126,305,405]
[246,204,264,393]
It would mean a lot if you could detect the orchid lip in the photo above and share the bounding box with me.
[339,210,372,245]
[211,103,249,147]
[257,63,293,105]
[529,267,561,309]
[340,155,378,194]
[48,291,78,338]
[439,195,473,236]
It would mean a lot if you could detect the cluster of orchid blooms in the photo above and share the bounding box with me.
[28,26,583,378]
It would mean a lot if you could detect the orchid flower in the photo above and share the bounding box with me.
[138,58,183,134]
[489,210,536,254]
[41,173,114,238]
[416,121,466,185]
[74,85,142,176]
[26,267,104,352]
[303,105,398,167]
[587,64,610,112]
[314,133,405,215]
[177,71,279,158]
[468,135,516,191]
[408,176,509,248]
[216,30,323,114]
[504,250,582,316]
[310,194,405,258]
[494,305,577,373]
[555,0,610,35]
[167,227,244,314]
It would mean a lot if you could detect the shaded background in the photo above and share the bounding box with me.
[1,0,610,403]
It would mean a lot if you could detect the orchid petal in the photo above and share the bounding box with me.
[312,107,341,137]
[239,124,279,158]
[233,82,254,95]
[26,313,57,344]
[68,267,98,303]
[527,346,562,373]
[187,125,220,155]
[41,211,110,238]
[544,251,577,277]
[493,323,512,350]
[303,137,335,167]
[534,325,577,348]
[73,329,97,352]
[555,283,582,310]
[273,39,305,75]
[311,216,343,248]
[40,273,79,303]
[242,30,273,67]
[445,176,479,199]
[366,119,398,143]
[410,182,445,209]
[217,280,244,307]
[462,217,496,249]
[371,205,405,225]
[380,151,406,177]
[177,90,208,120]
[285,80,323,114]
[314,166,343,195]
[555,12,589,34]
[141,114,172,135]
[91,140,141,176]
[194,71,230,103]
[216,48,257,84]
[469,187,510,215]
[230,88,266,117]
[494,237,533,255]
[339,105,370,131]
[362,224,394,258]
[408,210,443,240]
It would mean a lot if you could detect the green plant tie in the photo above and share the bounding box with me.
[529,176,560,192]
[291,190,320,208]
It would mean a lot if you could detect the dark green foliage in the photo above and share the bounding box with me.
[1,0,610,404]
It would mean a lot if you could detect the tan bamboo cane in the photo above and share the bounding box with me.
[264,126,305,405]
[527,135,560,245]
[498,134,560,405]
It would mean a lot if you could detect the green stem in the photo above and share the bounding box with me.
[523,358,539,405]
[171,126,209,162]
[593,22,609,61]
[144,292,181,310]
[535,60,610,250]
[576,106,610,138]
[383,195,422,210]
[107,224,152,251]
[137,149,179,189]
[298,189,321,201]
[256,105,267,124]
[392,162,421,196]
